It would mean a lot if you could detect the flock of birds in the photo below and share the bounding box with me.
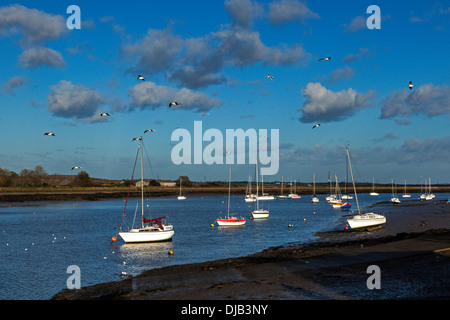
[43,59,416,172]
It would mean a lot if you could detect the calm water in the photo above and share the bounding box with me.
[1,192,448,300]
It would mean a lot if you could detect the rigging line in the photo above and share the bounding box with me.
[142,141,156,180]
[119,145,140,231]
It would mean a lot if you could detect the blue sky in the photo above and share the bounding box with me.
[0,0,449,184]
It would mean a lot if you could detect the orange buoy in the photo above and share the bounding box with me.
[303,218,306,222]
[112,236,117,242]
[344,226,349,230]
[168,250,174,255]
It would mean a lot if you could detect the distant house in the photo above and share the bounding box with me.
[158,180,176,187]
[135,180,150,187]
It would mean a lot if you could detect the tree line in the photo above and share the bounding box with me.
[0,165,94,187]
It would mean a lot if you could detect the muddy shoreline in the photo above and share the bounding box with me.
[52,200,450,300]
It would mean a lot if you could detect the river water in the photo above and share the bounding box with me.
[1,192,448,299]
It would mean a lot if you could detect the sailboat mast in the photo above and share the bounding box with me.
[228,166,231,219]
[345,146,360,214]
[256,161,259,209]
[140,137,144,227]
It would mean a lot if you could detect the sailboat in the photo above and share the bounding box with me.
[311,173,319,203]
[288,180,301,199]
[251,161,269,219]
[216,166,246,226]
[244,175,256,202]
[177,177,186,200]
[277,176,289,199]
[425,177,435,201]
[370,177,379,196]
[419,176,427,200]
[345,146,386,231]
[118,137,174,243]
[402,180,411,198]
[390,179,401,204]
[257,175,275,200]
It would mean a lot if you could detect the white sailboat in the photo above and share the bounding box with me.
[244,175,256,202]
[325,172,337,202]
[370,177,379,196]
[177,177,186,200]
[256,175,275,200]
[425,177,435,201]
[251,161,269,219]
[288,180,301,199]
[330,175,344,207]
[277,176,289,199]
[311,173,319,203]
[402,180,411,198]
[390,179,401,204]
[345,146,386,231]
[118,137,174,243]
[216,166,246,226]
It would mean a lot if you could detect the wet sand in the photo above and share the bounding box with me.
[52,199,450,300]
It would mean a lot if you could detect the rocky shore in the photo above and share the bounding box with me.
[52,199,450,300]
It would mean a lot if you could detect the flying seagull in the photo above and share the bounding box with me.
[201,113,209,116]
[169,102,181,108]
[318,57,332,61]
[267,74,274,80]
[132,137,142,141]
[144,129,155,133]
[71,166,82,170]
[312,124,320,129]
[44,132,55,136]
[137,75,145,81]
[100,112,110,117]
[408,81,415,90]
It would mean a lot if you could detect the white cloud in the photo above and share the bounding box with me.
[225,0,264,28]
[19,46,66,69]
[47,80,106,121]
[128,81,222,112]
[1,76,30,95]
[298,82,376,123]
[326,66,356,82]
[380,84,450,118]
[268,0,319,24]
[0,4,67,45]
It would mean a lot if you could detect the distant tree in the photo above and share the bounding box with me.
[176,176,192,187]
[149,179,161,186]
[0,168,13,187]
[70,171,93,187]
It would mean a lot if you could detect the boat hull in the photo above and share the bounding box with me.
[311,197,319,203]
[251,209,269,219]
[347,213,386,230]
[177,196,186,200]
[216,217,246,226]
[119,229,174,243]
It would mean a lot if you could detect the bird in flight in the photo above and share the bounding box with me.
[132,137,142,141]
[201,113,209,116]
[408,81,415,90]
[100,112,110,117]
[71,166,82,170]
[267,74,274,80]
[44,132,55,136]
[169,102,182,108]
[318,57,332,61]
[312,124,320,129]
[137,75,145,81]
[144,129,155,133]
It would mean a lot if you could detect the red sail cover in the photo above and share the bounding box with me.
[142,216,167,229]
